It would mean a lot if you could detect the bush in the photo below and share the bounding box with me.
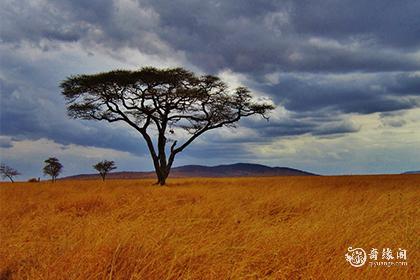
[28,178,39,183]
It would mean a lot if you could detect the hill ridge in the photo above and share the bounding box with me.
[403,170,420,174]
[63,163,317,180]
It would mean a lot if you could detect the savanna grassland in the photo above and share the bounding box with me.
[0,175,419,279]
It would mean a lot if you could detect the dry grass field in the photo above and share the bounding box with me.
[0,175,419,279]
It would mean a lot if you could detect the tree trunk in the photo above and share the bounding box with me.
[154,166,169,186]
[159,174,166,186]
[144,130,174,186]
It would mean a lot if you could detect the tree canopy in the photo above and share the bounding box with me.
[0,164,20,183]
[61,67,274,185]
[93,160,117,181]
[43,157,63,182]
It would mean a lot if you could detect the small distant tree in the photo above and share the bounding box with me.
[0,164,20,183]
[43,157,63,182]
[93,160,117,181]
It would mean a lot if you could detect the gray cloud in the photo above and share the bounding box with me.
[380,119,407,128]
[137,0,420,73]
[312,121,360,136]
[1,0,420,176]
[243,117,360,139]
[0,0,165,56]
[291,0,420,50]
[389,74,420,96]
[0,75,148,156]
[3,0,420,74]
[379,111,409,128]
[255,72,420,115]
[0,137,13,148]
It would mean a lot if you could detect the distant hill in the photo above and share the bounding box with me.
[63,163,317,180]
[403,170,420,174]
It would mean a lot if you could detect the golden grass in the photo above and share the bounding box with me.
[0,175,419,279]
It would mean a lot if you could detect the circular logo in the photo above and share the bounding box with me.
[345,247,367,267]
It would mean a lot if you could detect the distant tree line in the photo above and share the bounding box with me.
[1,158,117,183]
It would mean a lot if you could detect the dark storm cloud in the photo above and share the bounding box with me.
[255,121,315,138]
[0,78,147,156]
[0,0,163,55]
[242,116,360,139]
[389,74,420,96]
[291,0,420,49]
[139,0,420,73]
[3,0,420,73]
[312,121,360,136]
[1,0,420,163]
[255,72,420,115]
[0,0,91,44]
[2,0,420,76]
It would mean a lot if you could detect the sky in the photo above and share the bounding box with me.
[1,0,420,180]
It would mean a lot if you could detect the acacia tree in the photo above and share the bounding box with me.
[61,67,274,185]
[93,160,117,181]
[0,164,21,183]
[43,157,63,182]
